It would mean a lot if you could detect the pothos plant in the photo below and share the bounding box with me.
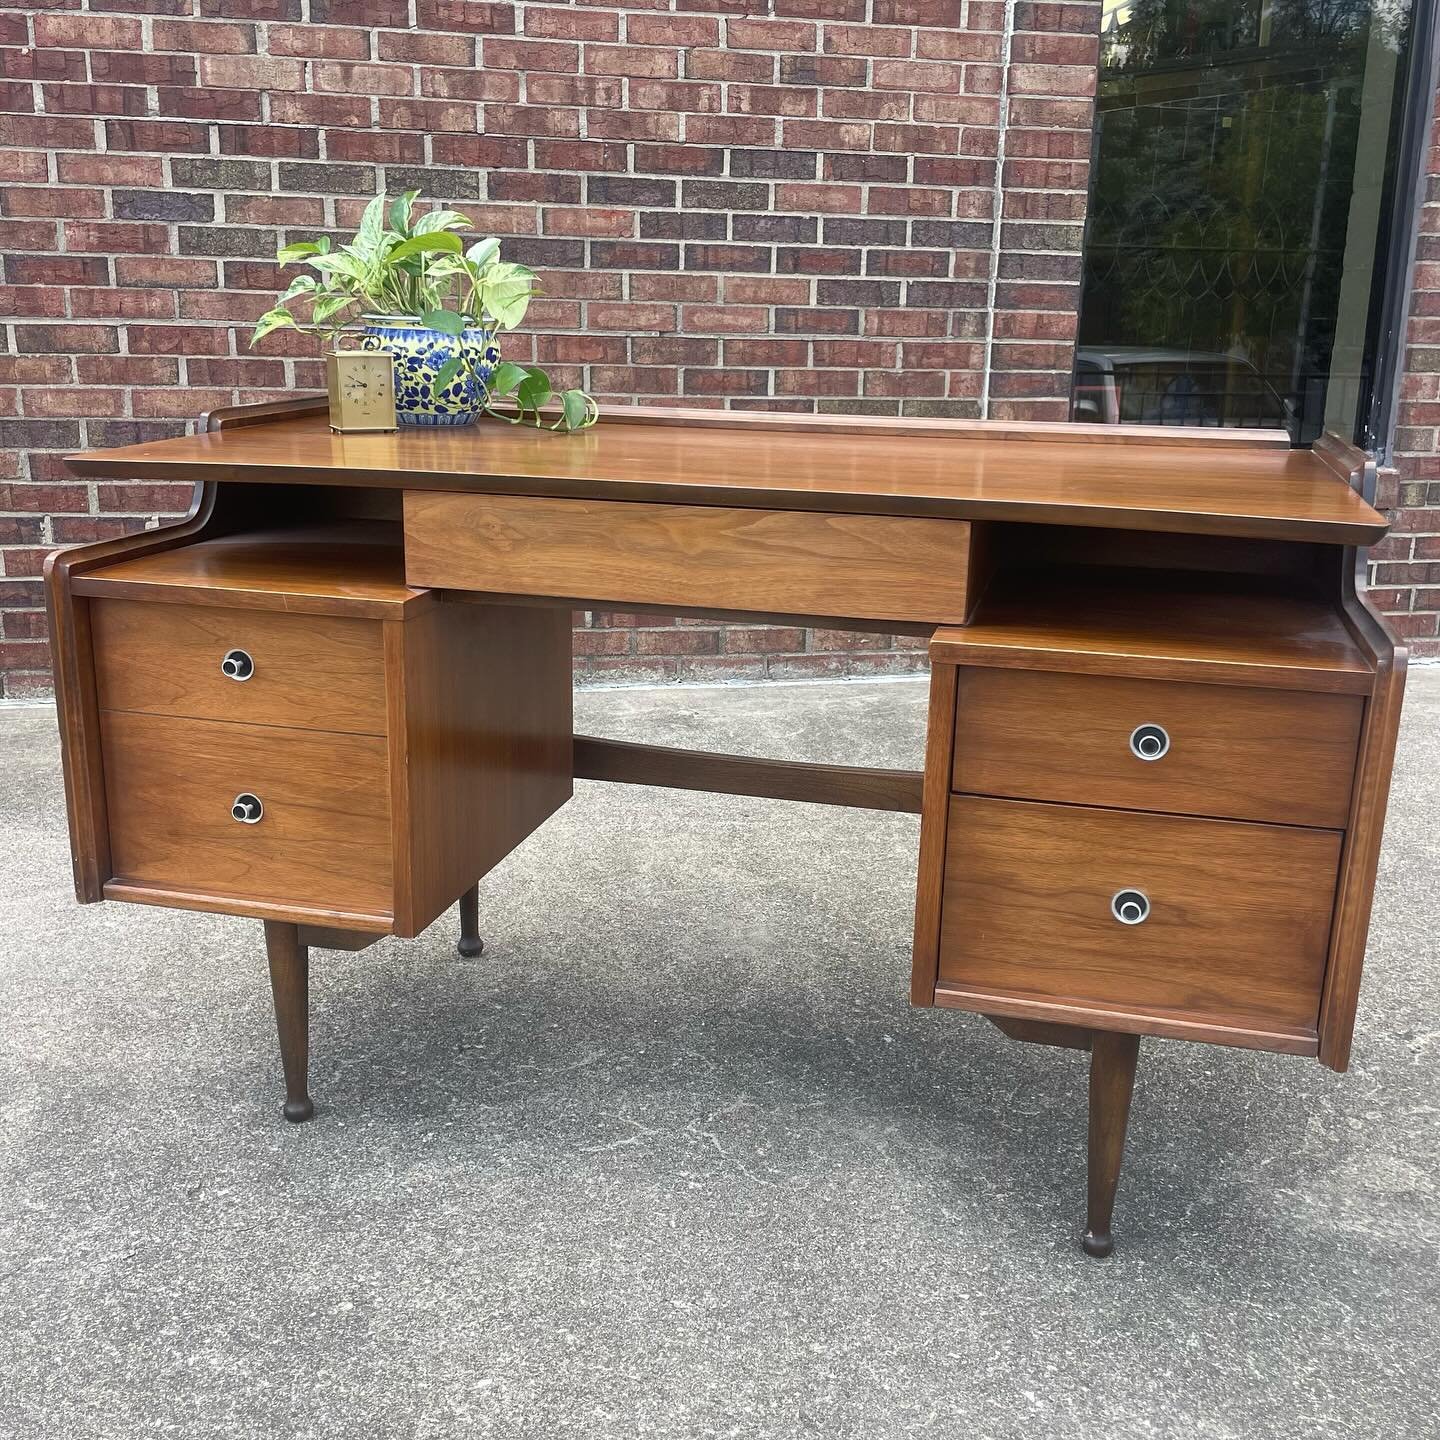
[251,192,598,432]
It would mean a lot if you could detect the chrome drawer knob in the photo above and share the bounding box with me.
[1111,889,1150,925]
[231,793,264,824]
[1129,723,1170,762]
[221,648,255,682]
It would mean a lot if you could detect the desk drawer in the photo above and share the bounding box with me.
[938,795,1340,1031]
[92,599,387,736]
[952,669,1361,829]
[404,491,974,624]
[102,711,393,920]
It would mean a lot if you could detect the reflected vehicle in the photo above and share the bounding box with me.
[1071,347,1298,440]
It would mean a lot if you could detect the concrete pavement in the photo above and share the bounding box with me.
[2,673,1437,1439]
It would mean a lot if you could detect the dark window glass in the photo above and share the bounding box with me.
[1074,0,1416,443]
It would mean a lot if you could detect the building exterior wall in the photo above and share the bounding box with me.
[0,0,1434,697]
[1374,77,1440,657]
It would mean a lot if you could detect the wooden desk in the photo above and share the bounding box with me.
[49,397,1405,1258]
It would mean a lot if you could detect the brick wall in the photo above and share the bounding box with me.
[1377,78,1440,659]
[1,0,1097,696]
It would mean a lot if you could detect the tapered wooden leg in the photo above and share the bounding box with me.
[263,921,314,1124]
[1082,1030,1141,1258]
[457,882,485,958]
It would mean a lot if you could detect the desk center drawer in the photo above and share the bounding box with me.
[952,668,1362,829]
[91,599,387,735]
[404,491,975,625]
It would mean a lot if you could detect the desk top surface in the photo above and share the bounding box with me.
[66,405,1388,544]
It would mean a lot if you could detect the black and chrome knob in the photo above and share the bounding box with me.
[231,793,264,824]
[1111,889,1150,925]
[221,648,255,682]
[1129,723,1170,762]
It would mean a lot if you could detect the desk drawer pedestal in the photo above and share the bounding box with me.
[917,660,1358,1054]
[64,544,573,939]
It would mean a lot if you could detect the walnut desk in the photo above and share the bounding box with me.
[50,398,1404,1258]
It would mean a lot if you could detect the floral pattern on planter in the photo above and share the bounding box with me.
[361,317,500,427]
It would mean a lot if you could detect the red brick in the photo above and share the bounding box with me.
[115,257,220,288]
[485,37,579,71]
[421,67,521,101]
[526,7,618,40]
[34,14,142,47]
[584,44,677,78]
[198,54,304,88]
[526,74,623,107]
[313,60,414,94]
[728,18,817,48]
[626,14,720,44]
[65,222,172,254]
[74,356,182,385]
[543,207,636,237]
[158,88,265,122]
[270,24,372,58]
[377,30,474,63]
[69,289,178,320]
[415,0,516,33]
[152,19,257,53]
[2,188,100,220]
[378,97,493,129]
[825,24,912,57]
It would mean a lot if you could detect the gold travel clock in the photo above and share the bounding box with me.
[326,349,398,433]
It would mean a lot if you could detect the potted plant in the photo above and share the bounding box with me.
[251,191,597,431]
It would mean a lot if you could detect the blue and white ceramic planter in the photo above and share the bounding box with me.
[360,315,500,427]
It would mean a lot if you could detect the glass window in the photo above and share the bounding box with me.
[1074,0,1417,443]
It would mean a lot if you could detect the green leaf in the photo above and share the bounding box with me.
[487,361,529,398]
[517,369,552,419]
[276,241,325,264]
[432,357,464,395]
[250,308,295,346]
[556,389,594,432]
[389,232,463,263]
[479,261,534,330]
[311,292,355,325]
[311,251,368,285]
[389,190,419,235]
[421,308,467,336]
[414,207,471,235]
[465,237,501,270]
[355,193,388,259]
[279,274,318,301]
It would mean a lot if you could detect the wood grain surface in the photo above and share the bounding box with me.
[75,521,430,620]
[404,491,974,624]
[573,736,923,812]
[386,602,573,937]
[910,664,959,1007]
[930,572,1374,694]
[102,711,394,920]
[951,668,1362,829]
[938,795,1342,1031]
[92,599,388,736]
[1317,555,1410,1070]
[64,408,1387,542]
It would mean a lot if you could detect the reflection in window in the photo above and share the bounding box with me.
[1074,0,1415,442]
